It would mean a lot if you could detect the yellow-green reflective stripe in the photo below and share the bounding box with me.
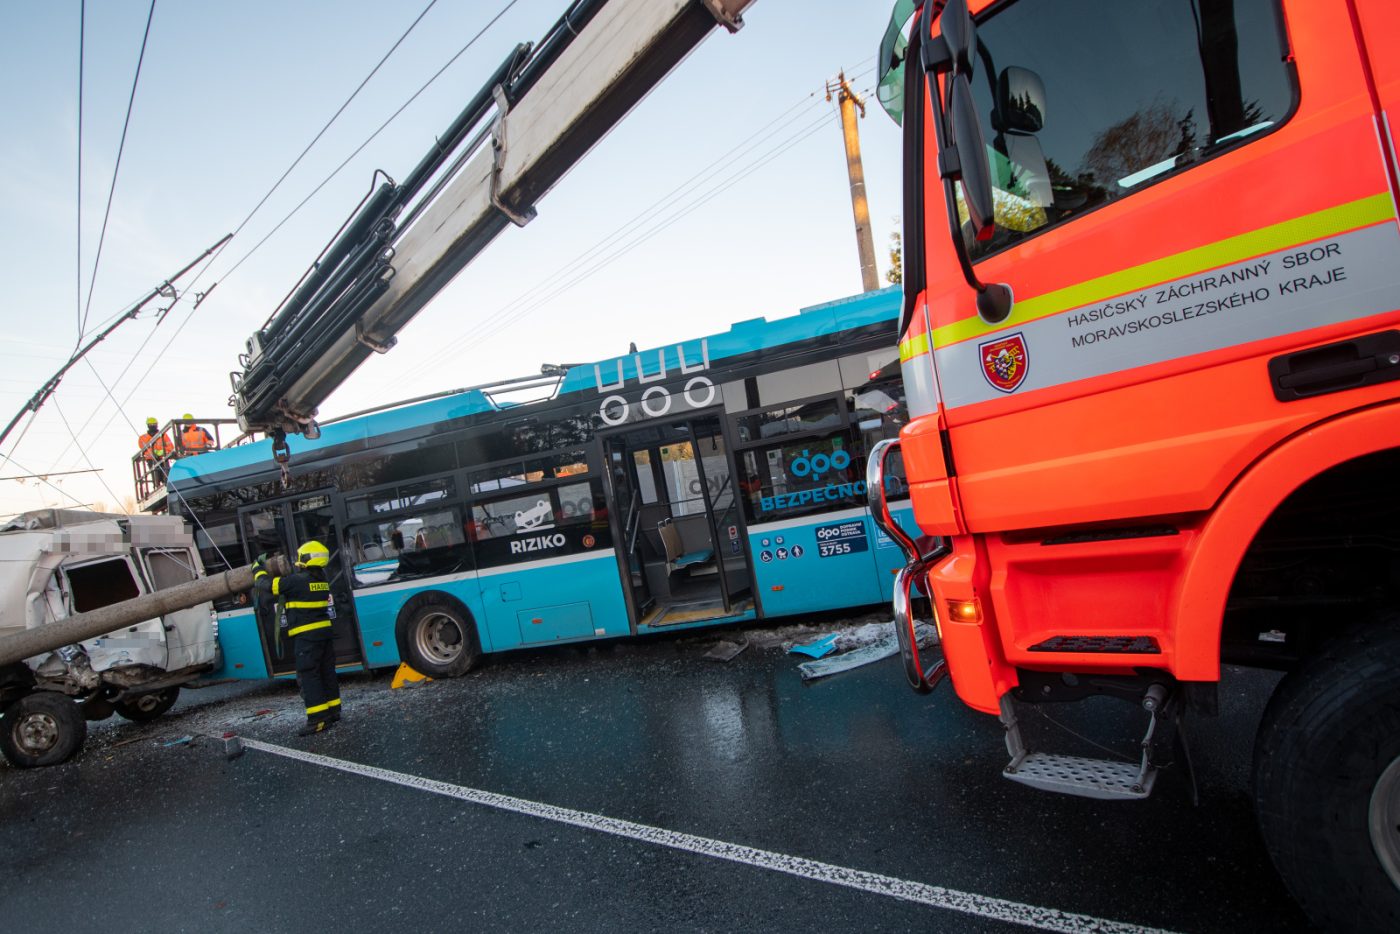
[288,621,332,636]
[271,578,281,595]
[285,600,329,609]
[305,698,341,715]
[932,193,1397,349]
[253,570,267,579]
[899,332,930,362]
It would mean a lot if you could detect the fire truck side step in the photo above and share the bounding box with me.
[1029,635,1160,653]
[1003,752,1157,800]
[998,696,1160,801]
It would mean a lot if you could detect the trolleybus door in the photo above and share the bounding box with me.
[601,415,751,626]
[237,493,364,676]
[289,494,363,671]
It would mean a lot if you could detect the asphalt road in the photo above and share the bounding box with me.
[0,619,1311,933]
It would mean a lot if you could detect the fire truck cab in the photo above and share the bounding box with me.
[873,0,1400,927]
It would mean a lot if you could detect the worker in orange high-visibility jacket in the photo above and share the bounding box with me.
[137,417,173,484]
[179,414,214,455]
[253,541,342,736]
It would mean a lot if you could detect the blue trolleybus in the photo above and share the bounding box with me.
[170,287,920,680]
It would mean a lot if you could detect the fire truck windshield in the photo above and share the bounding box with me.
[956,0,1296,260]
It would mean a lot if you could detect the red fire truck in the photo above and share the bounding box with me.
[868,0,1400,928]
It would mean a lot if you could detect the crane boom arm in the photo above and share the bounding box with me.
[232,0,753,435]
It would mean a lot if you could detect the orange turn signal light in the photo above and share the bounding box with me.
[946,599,981,623]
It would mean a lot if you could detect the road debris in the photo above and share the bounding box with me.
[793,621,940,681]
[702,637,749,663]
[789,633,839,659]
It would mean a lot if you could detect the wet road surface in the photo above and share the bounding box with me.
[0,621,1311,932]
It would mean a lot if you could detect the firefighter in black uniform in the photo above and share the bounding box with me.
[253,541,342,735]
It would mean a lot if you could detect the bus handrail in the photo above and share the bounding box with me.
[625,489,642,556]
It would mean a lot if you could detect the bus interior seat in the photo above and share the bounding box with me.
[658,519,713,572]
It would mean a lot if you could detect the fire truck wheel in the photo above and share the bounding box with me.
[400,603,478,678]
[0,692,87,769]
[114,687,180,723]
[1253,620,1400,931]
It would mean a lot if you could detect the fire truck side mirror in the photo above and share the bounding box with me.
[996,66,1046,134]
[948,73,996,241]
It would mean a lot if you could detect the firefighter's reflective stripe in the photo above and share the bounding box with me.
[271,577,281,595]
[285,600,329,609]
[308,582,329,592]
[288,620,332,636]
[933,194,1400,410]
[305,698,341,715]
[253,569,268,582]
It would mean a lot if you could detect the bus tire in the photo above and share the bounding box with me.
[1253,619,1400,932]
[115,687,180,723]
[399,603,478,678]
[1,691,87,769]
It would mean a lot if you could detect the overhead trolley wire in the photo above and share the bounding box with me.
[79,0,158,345]
[410,90,847,376]
[50,398,126,511]
[42,0,472,474]
[75,0,85,342]
[207,0,515,285]
[468,108,839,350]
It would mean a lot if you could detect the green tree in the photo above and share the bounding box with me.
[886,228,903,286]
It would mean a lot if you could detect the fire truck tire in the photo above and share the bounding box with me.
[1,691,87,769]
[1253,620,1400,932]
[114,687,180,723]
[399,603,478,678]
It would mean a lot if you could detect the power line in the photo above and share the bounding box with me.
[51,398,127,510]
[408,93,833,377]
[43,1,522,478]
[0,468,100,482]
[75,0,85,342]
[79,0,158,344]
[211,0,445,276]
[213,0,523,285]
[411,101,840,376]
[470,110,837,349]
[0,451,92,510]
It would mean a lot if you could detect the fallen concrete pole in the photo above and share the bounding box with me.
[0,556,289,669]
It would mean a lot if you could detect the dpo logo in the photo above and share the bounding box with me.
[789,449,851,482]
[596,340,713,426]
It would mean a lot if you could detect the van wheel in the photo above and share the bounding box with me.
[399,604,478,678]
[1,692,87,768]
[115,687,180,723]
[1253,620,1400,931]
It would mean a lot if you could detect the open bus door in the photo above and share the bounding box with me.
[602,414,753,628]
[238,492,364,675]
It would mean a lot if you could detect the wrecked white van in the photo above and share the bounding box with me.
[0,509,219,767]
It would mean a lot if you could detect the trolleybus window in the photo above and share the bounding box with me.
[964,0,1295,260]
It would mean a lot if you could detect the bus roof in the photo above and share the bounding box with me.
[169,286,901,486]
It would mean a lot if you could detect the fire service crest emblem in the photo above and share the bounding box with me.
[978,332,1029,393]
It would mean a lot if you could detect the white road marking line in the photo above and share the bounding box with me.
[241,738,1177,934]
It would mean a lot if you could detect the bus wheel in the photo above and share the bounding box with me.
[401,604,478,678]
[1,692,87,768]
[1253,620,1400,931]
[115,687,180,723]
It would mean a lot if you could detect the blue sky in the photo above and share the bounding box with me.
[0,0,905,516]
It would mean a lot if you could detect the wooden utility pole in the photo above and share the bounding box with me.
[828,71,880,292]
